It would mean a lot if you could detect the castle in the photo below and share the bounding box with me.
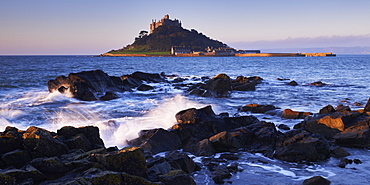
[150,14,182,34]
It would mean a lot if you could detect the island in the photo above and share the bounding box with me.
[101,15,335,57]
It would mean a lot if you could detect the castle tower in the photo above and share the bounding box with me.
[164,14,169,19]
[149,14,181,34]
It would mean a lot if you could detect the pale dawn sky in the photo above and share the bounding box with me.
[1,0,370,55]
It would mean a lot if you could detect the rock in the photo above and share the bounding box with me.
[319,105,336,114]
[278,124,290,130]
[130,71,165,83]
[57,126,105,152]
[275,132,331,162]
[175,105,217,124]
[335,104,351,112]
[137,84,154,91]
[200,73,232,97]
[30,157,67,174]
[303,111,360,139]
[354,159,362,164]
[209,131,242,152]
[239,104,277,113]
[99,91,119,101]
[0,174,15,185]
[302,176,331,185]
[159,170,196,185]
[282,109,311,119]
[147,157,172,177]
[231,76,261,91]
[192,139,216,156]
[48,70,128,101]
[287,80,298,86]
[212,165,232,183]
[333,122,370,148]
[365,98,370,112]
[129,128,182,154]
[337,158,352,168]
[1,149,31,168]
[246,121,278,155]
[1,165,46,183]
[93,147,148,178]
[165,151,197,174]
[309,81,326,87]
[330,146,351,158]
[22,126,69,158]
[0,127,24,154]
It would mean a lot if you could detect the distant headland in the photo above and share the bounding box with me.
[101,15,335,57]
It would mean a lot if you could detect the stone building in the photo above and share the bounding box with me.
[150,14,182,34]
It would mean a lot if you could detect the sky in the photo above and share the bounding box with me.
[1,0,370,55]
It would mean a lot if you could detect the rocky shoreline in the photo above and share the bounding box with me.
[2,70,370,184]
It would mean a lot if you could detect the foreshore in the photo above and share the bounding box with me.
[100,52,336,57]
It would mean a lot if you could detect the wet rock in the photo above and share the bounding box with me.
[335,104,351,112]
[309,81,327,87]
[165,151,197,174]
[219,153,239,160]
[287,80,298,86]
[99,91,119,101]
[333,121,370,148]
[137,84,154,91]
[48,70,128,101]
[246,121,278,155]
[0,174,15,185]
[319,105,336,114]
[209,131,242,152]
[0,127,24,155]
[354,159,362,164]
[130,71,165,83]
[1,165,46,183]
[212,165,232,183]
[239,104,277,113]
[282,109,311,119]
[22,126,69,158]
[302,176,331,185]
[193,139,216,156]
[275,132,331,162]
[159,170,196,185]
[57,126,105,152]
[1,149,31,168]
[231,76,262,91]
[278,124,290,130]
[93,147,148,178]
[199,73,232,97]
[128,128,182,154]
[330,146,350,158]
[30,157,67,174]
[365,98,370,112]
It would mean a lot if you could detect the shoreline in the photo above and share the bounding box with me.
[100,52,336,57]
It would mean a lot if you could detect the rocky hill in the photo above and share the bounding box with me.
[111,25,228,53]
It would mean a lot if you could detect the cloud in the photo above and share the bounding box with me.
[229,34,370,50]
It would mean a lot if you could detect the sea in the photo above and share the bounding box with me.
[0,55,370,184]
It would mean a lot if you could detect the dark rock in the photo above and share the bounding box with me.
[1,149,31,168]
[129,128,181,154]
[137,84,154,91]
[48,70,128,101]
[99,91,119,101]
[302,176,331,185]
[335,104,351,112]
[159,170,196,185]
[354,159,362,164]
[57,126,105,151]
[309,81,327,87]
[333,122,370,148]
[193,139,216,156]
[231,76,259,91]
[175,105,217,124]
[365,98,370,112]
[93,147,148,177]
[30,157,67,174]
[219,153,239,160]
[0,174,15,185]
[22,126,69,158]
[209,131,242,152]
[131,71,165,83]
[239,104,277,113]
[200,74,232,97]
[1,165,46,183]
[121,75,143,87]
[212,165,232,183]
[282,109,311,119]
[0,127,24,154]
[275,132,331,162]
[278,124,290,130]
[330,146,350,158]
[287,80,298,86]
[246,121,278,155]
[319,105,336,114]
[165,151,197,174]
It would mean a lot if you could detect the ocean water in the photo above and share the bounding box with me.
[1,55,370,184]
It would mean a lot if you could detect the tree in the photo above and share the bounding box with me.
[138,30,148,38]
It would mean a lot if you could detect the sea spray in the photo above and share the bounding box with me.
[106,94,213,148]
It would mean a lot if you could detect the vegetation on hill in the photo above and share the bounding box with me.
[110,25,228,53]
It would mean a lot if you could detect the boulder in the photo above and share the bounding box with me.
[1,165,46,183]
[165,151,197,173]
[302,176,331,185]
[130,71,165,83]
[200,74,232,97]
[93,147,148,178]
[0,127,24,154]
[231,76,261,91]
[159,170,196,185]
[0,174,15,185]
[309,81,326,87]
[287,81,298,86]
[22,126,69,158]
[246,121,278,155]
[1,149,31,168]
[209,131,242,152]
[365,98,370,112]
[319,105,336,114]
[128,128,182,154]
[193,139,216,156]
[57,126,105,151]
[333,121,370,148]
[137,84,154,91]
[48,70,129,101]
[281,109,311,119]
[239,104,277,113]
[30,157,67,174]
[275,132,331,162]
[99,91,119,101]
